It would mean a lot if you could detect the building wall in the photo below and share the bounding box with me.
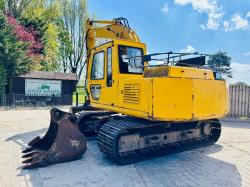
[12,78,77,95]
[12,78,25,94]
[61,80,77,95]
[228,85,250,117]
[11,77,77,105]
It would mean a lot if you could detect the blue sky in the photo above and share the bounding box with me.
[88,0,250,83]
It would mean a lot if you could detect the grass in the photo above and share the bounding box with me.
[72,92,86,105]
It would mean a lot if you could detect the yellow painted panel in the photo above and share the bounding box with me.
[118,78,151,114]
[168,66,214,80]
[91,102,150,119]
[152,78,193,121]
[192,80,227,119]
[143,66,214,80]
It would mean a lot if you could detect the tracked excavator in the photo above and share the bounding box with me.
[22,17,228,169]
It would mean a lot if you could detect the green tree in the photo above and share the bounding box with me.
[60,0,89,78]
[0,10,31,93]
[4,0,32,17]
[2,0,63,72]
[57,20,72,72]
[207,51,233,78]
[0,63,7,97]
[21,0,62,71]
[1,0,90,76]
[40,22,60,71]
[0,0,5,10]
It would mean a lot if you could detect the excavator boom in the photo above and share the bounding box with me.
[86,17,140,50]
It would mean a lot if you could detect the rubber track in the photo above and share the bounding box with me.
[97,119,221,164]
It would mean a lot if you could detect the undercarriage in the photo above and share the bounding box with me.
[97,116,221,164]
[21,108,221,169]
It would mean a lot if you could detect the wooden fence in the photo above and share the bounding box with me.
[228,85,250,117]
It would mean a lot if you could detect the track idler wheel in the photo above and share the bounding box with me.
[22,108,87,169]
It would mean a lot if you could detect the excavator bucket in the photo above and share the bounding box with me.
[22,108,87,169]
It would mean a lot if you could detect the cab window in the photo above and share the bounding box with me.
[118,45,143,74]
[91,51,104,79]
[107,47,112,87]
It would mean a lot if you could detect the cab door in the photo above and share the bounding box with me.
[88,45,117,106]
[100,46,118,106]
[88,49,106,103]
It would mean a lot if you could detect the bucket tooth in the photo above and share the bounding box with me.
[28,136,42,147]
[22,151,39,158]
[22,161,45,170]
[22,147,34,153]
[22,108,87,169]
[22,157,33,164]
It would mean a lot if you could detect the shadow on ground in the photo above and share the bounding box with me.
[222,121,250,129]
[7,128,242,187]
[6,128,47,149]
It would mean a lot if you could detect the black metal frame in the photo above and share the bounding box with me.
[127,51,211,68]
[114,17,131,29]
[107,47,113,87]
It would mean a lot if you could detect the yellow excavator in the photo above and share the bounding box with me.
[21,17,228,169]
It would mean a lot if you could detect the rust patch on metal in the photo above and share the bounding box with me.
[144,67,168,78]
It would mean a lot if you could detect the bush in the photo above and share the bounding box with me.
[0,10,31,93]
[0,63,6,97]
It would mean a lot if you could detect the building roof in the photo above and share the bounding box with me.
[16,71,78,81]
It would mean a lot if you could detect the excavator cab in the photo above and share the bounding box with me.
[87,40,147,108]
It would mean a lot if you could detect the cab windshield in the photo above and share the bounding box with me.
[118,45,143,74]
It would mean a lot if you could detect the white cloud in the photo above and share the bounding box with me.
[223,20,230,31]
[174,0,189,6]
[223,13,249,31]
[231,14,249,30]
[244,51,250,56]
[174,0,250,32]
[174,0,223,30]
[228,63,250,84]
[246,12,250,18]
[161,3,169,15]
[180,45,196,53]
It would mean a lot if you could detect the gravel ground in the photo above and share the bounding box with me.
[0,109,250,187]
